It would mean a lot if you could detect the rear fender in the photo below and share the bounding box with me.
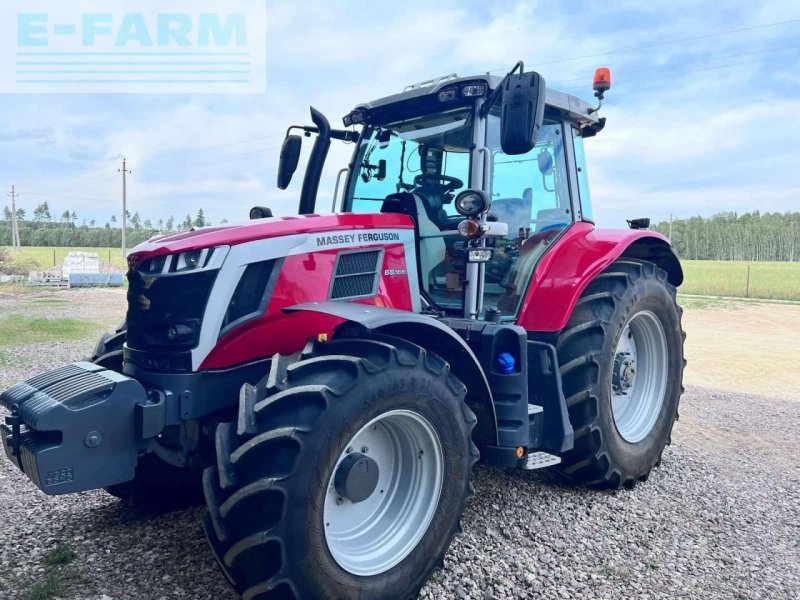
[517,222,683,332]
[284,302,498,446]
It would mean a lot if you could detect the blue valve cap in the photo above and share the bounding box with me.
[496,352,516,374]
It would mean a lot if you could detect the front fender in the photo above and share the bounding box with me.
[517,222,683,332]
[284,302,498,446]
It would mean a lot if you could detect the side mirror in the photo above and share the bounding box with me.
[250,206,273,220]
[627,218,650,230]
[376,159,386,181]
[537,149,554,175]
[277,135,302,190]
[500,71,546,156]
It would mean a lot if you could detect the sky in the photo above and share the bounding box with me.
[1,0,799,229]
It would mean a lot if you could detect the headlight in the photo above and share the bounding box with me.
[455,190,489,217]
[134,246,228,277]
[175,250,204,272]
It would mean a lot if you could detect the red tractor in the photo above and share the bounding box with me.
[2,63,684,599]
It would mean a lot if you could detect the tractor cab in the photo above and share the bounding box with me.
[341,72,600,320]
[280,64,607,321]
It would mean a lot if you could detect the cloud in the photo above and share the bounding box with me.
[0,126,54,144]
[0,0,798,229]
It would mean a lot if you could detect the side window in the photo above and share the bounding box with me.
[488,121,571,236]
[572,128,594,222]
[482,117,573,318]
[349,138,411,214]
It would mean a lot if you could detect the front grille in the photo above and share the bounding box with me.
[329,249,382,300]
[126,269,217,352]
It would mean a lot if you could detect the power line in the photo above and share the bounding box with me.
[23,190,112,202]
[139,147,281,173]
[70,170,119,187]
[488,17,800,72]
[551,45,799,85]
[143,132,285,161]
[552,52,797,88]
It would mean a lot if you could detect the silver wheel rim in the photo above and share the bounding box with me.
[323,409,444,576]
[611,310,669,443]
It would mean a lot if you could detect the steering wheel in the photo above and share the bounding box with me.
[413,174,464,193]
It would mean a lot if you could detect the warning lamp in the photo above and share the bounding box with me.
[589,67,611,114]
[593,67,611,95]
[457,219,481,238]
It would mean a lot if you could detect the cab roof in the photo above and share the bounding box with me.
[354,73,600,126]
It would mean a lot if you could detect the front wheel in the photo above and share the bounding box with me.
[554,259,685,488]
[204,334,478,600]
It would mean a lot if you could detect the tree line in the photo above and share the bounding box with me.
[4,202,799,262]
[651,211,800,262]
[0,201,223,248]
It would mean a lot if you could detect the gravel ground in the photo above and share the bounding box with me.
[0,290,798,599]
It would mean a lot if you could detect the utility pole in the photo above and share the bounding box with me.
[119,159,130,257]
[668,213,674,242]
[7,185,20,251]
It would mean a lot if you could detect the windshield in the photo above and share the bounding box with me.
[345,106,475,313]
[346,106,473,214]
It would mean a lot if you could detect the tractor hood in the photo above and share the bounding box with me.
[128,213,414,261]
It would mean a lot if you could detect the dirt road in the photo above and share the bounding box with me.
[681,296,800,399]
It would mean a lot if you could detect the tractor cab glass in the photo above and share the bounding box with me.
[347,107,474,312]
[482,111,572,317]
[344,98,574,319]
[348,107,472,213]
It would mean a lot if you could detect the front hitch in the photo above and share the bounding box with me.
[1,362,159,495]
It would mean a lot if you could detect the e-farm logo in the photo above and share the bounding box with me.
[0,1,266,94]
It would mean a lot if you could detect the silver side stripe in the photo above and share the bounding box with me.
[191,228,419,369]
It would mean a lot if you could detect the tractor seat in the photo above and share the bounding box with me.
[534,208,569,232]
[491,197,531,237]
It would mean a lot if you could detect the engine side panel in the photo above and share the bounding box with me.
[199,237,417,370]
[516,222,681,332]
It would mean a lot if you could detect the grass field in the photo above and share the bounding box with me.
[0,315,97,347]
[680,260,800,301]
[3,246,127,270]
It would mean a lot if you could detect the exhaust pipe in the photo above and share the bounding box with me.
[299,107,331,215]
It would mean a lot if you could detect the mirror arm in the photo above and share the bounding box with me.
[286,124,315,137]
[332,168,349,212]
[286,124,357,142]
[479,60,524,119]
[588,90,606,115]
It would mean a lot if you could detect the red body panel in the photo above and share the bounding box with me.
[199,243,414,370]
[516,222,671,332]
[129,213,414,259]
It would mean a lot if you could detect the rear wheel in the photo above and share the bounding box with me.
[204,334,478,600]
[554,259,685,488]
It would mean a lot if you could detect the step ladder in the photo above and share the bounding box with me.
[524,404,562,470]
